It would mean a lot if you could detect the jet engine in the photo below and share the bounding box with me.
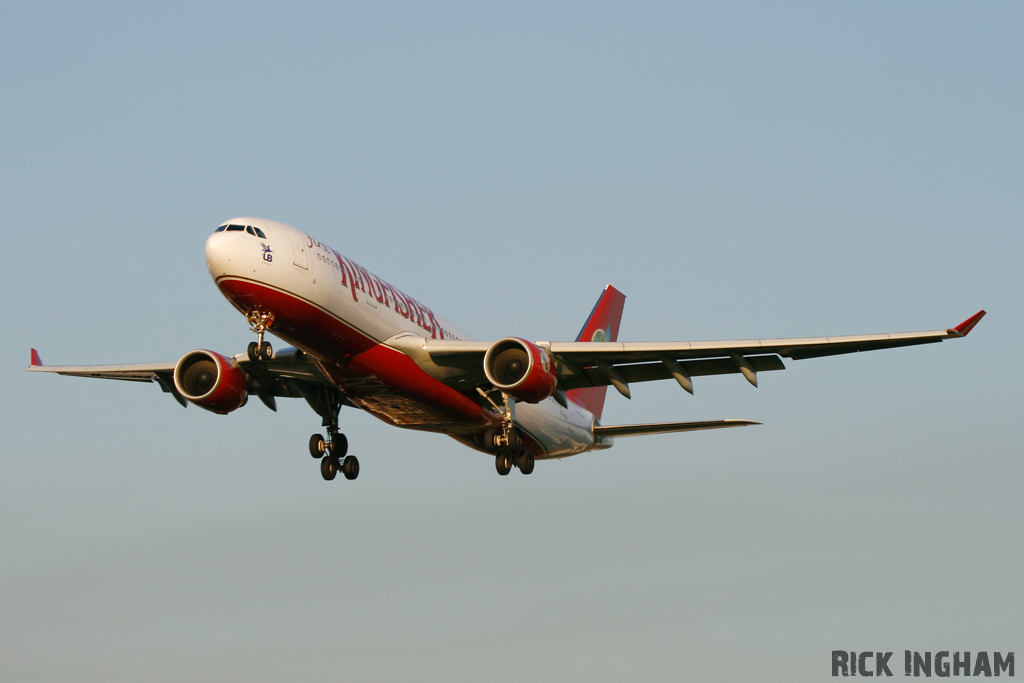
[173,350,248,414]
[483,338,558,403]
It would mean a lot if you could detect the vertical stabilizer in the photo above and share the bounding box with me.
[565,285,626,421]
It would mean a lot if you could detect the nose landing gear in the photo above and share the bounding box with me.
[246,310,275,361]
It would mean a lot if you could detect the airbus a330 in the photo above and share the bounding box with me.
[28,218,985,480]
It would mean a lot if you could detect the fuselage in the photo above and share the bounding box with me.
[204,217,602,459]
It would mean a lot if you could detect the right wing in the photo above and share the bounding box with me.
[26,347,339,409]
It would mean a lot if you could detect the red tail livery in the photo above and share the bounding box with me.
[566,285,626,421]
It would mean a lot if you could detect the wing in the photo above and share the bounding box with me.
[392,310,986,397]
[26,347,337,409]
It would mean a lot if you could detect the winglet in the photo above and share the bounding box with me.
[951,310,986,338]
[30,348,43,366]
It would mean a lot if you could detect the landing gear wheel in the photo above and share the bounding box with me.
[259,341,273,360]
[342,455,359,480]
[518,453,535,475]
[495,454,512,476]
[247,341,259,362]
[309,434,327,458]
[330,433,348,458]
[320,455,338,480]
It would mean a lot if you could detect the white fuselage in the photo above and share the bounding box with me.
[204,218,604,459]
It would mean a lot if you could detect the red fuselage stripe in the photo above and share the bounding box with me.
[215,276,492,426]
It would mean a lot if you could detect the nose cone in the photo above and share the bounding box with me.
[206,219,277,281]
[205,230,234,281]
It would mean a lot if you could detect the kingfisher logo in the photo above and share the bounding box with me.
[833,651,1014,677]
[591,327,610,343]
[260,242,273,263]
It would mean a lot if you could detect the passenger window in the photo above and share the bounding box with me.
[254,227,267,238]
[226,224,244,232]
[246,226,256,236]
[215,225,227,232]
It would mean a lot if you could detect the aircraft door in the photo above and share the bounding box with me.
[282,226,309,270]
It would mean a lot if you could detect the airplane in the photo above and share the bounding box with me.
[27,217,986,481]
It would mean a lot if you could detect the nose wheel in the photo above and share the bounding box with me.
[246,310,275,361]
[247,340,273,362]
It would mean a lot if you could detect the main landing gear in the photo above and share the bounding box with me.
[478,389,535,476]
[495,450,534,476]
[246,310,275,361]
[303,387,359,482]
[311,430,359,481]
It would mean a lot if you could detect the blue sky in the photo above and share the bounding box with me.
[2,3,1022,681]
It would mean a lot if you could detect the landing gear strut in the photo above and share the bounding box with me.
[305,387,359,482]
[478,389,522,449]
[478,389,536,476]
[246,310,275,361]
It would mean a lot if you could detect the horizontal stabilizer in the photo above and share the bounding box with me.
[594,419,760,438]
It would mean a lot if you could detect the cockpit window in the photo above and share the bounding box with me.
[215,223,267,238]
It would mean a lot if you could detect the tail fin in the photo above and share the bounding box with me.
[565,285,626,421]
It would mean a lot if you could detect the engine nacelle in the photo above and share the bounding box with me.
[173,350,248,414]
[483,338,558,403]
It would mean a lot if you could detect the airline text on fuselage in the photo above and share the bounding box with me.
[303,236,457,340]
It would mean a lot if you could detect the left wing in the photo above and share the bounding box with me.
[393,310,986,397]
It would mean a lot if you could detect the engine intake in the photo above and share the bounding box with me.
[173,350,248,414]
[483,338,557,403]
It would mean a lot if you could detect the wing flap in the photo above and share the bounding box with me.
[561,355,786,391]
